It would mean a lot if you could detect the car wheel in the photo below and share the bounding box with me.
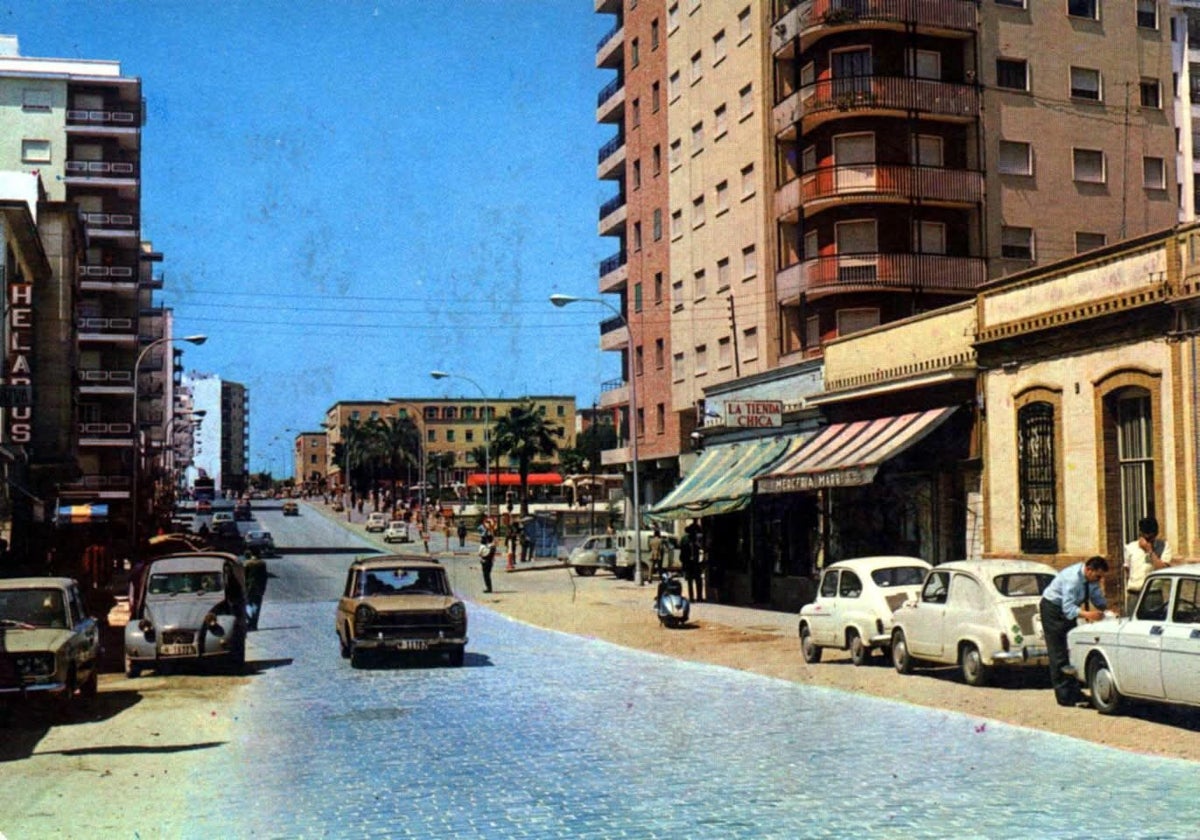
[350,648,369,669]
[799,624,822,663]
[229,639,246,673]
[960,643,991,687]
[1088,656,1124,715]
[339,626,351,659]
[892,629,914,674]
[449,647,465,667]
[849,631,872,667]
[80,667,99,699]
[124,655,141,679]
[574,566,596,577]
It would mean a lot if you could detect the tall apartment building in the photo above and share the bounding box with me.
[596,0,1181,508]
[186,373,249,497]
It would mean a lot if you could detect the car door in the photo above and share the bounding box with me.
[907,570,950,658]
[835,569,865,641]
[808,570,840,646]
[1159,576,1200,705]
[943,572,987,660]
[1116,575,1171,700]
[67,584,99,675]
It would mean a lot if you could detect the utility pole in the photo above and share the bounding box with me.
[728,296,741,377]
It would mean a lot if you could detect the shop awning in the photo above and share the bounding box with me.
[465,472,563,488]
[647,435,801,521]
[55,503,109,524]
[756,407,957,494]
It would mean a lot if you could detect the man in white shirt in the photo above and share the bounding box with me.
[1123,516,1171,615]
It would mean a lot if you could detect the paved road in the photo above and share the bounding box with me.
[5,499,1200,838]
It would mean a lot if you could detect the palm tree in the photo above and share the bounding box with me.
[426,451,455,502]
[491,401,563,516]
[332,417,372,500]
[368,415,420,508]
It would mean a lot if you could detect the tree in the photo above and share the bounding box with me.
[491,401,563,516]
[426,451,455,502]
[332,417,372,500]
[368,414,420,507]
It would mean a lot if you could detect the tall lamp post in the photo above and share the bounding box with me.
[430,370,491,520]
[550,294,644,586]
[132,334,206,561]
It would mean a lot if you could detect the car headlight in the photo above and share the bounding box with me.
[138,618,155,636]
[355,603,377,628]
[15,652,55,678]
[448,602,466,625]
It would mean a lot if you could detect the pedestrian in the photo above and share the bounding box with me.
[420,521,431,554]
[243,549,268,631]
[457,521,468,548]
[520,525,533,563]
[686,519,704,601]
[648,527,664,578]
[679,531,700,601]
[1123,516,1171,615]
[1039,555,1109,706]
[478,533,496,593]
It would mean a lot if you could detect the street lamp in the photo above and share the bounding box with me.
[132,334,206,561]
[430,370,491,519]
[550,293,644,586]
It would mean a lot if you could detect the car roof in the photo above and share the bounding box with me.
[1149,566,1200,580]
[247,530,271,537]
[350,555,444,571]
[148,552,239,572]
[823,556,931,574]
[0,576,75,590]
[934,559,1057,577]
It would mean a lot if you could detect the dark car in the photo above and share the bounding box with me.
[233,501,252,522]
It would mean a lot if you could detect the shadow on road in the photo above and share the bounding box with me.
[244,657,294,674]
[0,688,143,762]
[36,740,226,757]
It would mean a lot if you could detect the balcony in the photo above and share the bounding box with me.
[800,164,982,213]
[598,377,629,410]
[598,250,628,293]
[78,422,135,447]
[80,211,139,240]
[66,106,142,132]
[779,252,986,302]
[78,262,138,292]
[597,76,625,124]
[771,1,807,56]
[598,194,627,237]
[775,177,802,222]
[597,133,626,180]
[595,0,620,13]
[77,368,134,394]
[58,473,132,499]
[76,316,137,344]
[773,89,805,139]
[64,159,139,198]
[599,313,629,351]
[799,76,979,131]
[795,0,977,52]
[596,22,623,68]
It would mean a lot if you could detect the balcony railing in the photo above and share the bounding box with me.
[78,369,133,384]
[65,160,137,177]
[598,134,624,164]
[597,23,622,51]
[801,76,978,120]
[597,76,622,107]
[81,211,138,230]
[79,422,134,436]
[601,377,627,392]
[60,474,132,491]
[78,264,136,279]
[599,250,627,277]
[804,0,977,33]
[77,316,135,333]
[66,109,139,127]
[793,253,986,296]
[801,164,982,207]
[600,314,627,335]
[598,194,625,220]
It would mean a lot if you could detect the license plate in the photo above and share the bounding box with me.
[161,644,198,656]
[396,640,427,652]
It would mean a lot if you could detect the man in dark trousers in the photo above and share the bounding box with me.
[478,533,496,593]
[1039,555,1108,706]
[244,549,269,631]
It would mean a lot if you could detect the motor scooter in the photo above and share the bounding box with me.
[654,571,690,628]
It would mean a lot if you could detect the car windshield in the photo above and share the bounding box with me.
[249,532,270,541]
[148,571,225,596]
[993,573,1054,597]
[388,521,405,528]
[871,566,928,587]
[356,568,448,597]
[0,588,68,628]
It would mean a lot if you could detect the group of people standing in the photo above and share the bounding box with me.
[649,519,709,602]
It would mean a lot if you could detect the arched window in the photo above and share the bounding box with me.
[1115,390,1154,544]
[1018,401,1057,553]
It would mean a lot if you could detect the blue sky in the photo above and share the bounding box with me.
[7,1,614,475]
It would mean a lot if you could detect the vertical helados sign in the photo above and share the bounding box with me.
[8,276,33,443]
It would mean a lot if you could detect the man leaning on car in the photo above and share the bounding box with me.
[1039,556,1108,707]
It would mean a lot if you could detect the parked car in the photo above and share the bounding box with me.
[124,552,248,677]
[567,534,618,576]
[212,511,235,526]
[890,559,1056,686]
[335,557,467,668]
[365,512,389,533]
[0,577,101,709]
[244,530,276,557]
[613,530,680,580]
[383,521,412,543]
[283,501,300,516]
[233,501,252,521]
[799,556,931,666]
[1068,565,1200,715]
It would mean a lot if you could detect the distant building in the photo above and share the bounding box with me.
[293,431,327,490]
[186,373,249,497]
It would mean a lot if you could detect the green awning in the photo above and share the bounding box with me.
[646,435,803,521]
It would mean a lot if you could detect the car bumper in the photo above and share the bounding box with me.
[991,646,1048,666]
[0,680,68,696]
[351,635,467,653]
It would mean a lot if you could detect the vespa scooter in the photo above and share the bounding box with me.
[654,571,690,628]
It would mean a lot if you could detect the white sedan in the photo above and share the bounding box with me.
[1068,566,1200,715]
[798,556,930,666]
[890,559,1056,686]
[383,521,412,543]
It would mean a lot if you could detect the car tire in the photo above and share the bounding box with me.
[574,566,596,577]
[449,647,465,667]
[960,643,991,687]
[849,631,872,666]
[339,627,351,659]
[80,667,99,699]
[1087,656,1124,715]
[350,648,370,669]
[229,639,246,673]
[892,629,914,674]
[800,624,822,663]
[124,655,141,679]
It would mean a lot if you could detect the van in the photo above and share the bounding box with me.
[566,534,618,576]
[613,530,679,580]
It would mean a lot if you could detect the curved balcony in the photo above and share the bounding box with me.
[799,76,978,131]
[800,164,982,213]
[776,252,985,303]
[797,0,977,51]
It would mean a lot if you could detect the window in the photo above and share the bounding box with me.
[741,164,755,198]
[635,345,644,375]
[742,244,757,278]
[718,336,732,369]
[1139,79,1160,109]
[713,30,727,64]
[1073,148,1105,183]
[695,344,708,375]
[995,0,1025,6]
[20,139,50,163]
[692,195,705,227]
[1116,392,1154,545]
[632,97,641,127]
[1017,402,1058,553]
[1144,156,1166,189]
[738,6,751,40]
[668,3,679,31]
[1070,66,1101,101]
[716,180,729,213]
[633,221,643,251]
[739,83,754,118]
[913,134,943,167]
[446,429,456,443]
[653,208,662,240]
[714,103,728,137]
[805,315,820,349]
[996,58,1029,91]
[427,429,436,443]
[743,327,759,361]
[634,282,643,312]
[1075,232,1106,253]
[651,18,660,49]
[654,271,664,303]
[836,308,879,337]
[671,209,683,238]
[673,352,685,380]
[913,221,946,255]
[652,144,662,175]
[694,268,707,298]
[1137,0,1157,29]
[691,51,703,83]
[655,338,665,369]
[692,121,704,154]
[632,159,642,189]
[672,278,684,309]
[466,430,475,443]
[998,140,1032,175]
[1068,0,1097,20]
[656,404,665,434]
[651,81,661,112]
[669,71,681,101]
[631,38,640,68]
[21,89,51,111]
[906,49,941,81]
[716,257,730,289]
[669,139,681,168]
[1001,226,1034,260]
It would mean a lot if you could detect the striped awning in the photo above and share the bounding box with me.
[756,407,958,494]
[55,503,109,524]
[647,435,803,521]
